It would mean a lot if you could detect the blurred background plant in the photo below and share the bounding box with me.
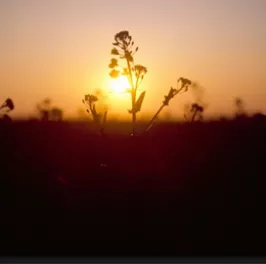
[36,98,63,121]
[187,103,205,123]
[0,98,15,122]
[109,30,147,136]
[82,89,108,136]
[234,97,247,119]
[184,82,206,123]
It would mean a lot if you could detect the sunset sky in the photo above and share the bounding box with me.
[1,0,266,119]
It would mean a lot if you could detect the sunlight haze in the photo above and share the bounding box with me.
[1,0,266,119]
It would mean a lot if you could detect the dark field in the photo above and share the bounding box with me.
[1,117,266,257]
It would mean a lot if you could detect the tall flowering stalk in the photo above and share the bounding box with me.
[109,31,147,136]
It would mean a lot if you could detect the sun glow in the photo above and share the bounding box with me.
[109,76,130,94]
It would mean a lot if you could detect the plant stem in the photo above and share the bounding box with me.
[191,109,198,123]
[100,110,108,136]
[131,92,136,136]
[145,104,165,132]
[124,49,136,136]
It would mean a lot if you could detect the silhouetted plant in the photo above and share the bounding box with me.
[190,103,204,122]
[109,30,147,136]
[82,93,108,135]
[184,82,206,123]
[83,94,100,122]
[36,98,64,121]
[0,98,14,112]
[36,98,51,121]
[145,77,191,132]
[0,98,15,121]
[234,97,246,118]
[50,107,63,121]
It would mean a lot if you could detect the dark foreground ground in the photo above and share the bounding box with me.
[1,117,266,257]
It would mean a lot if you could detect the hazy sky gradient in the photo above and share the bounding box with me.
[1,0,266,119]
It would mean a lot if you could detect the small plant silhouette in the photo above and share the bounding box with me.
[36,98,63,121]
[0,98,15,122]
[189,103,204,122]
[184,82,206,123]
[234,97,246,118]
[50,107,63,121]
[109,30,147,136]
[145,78,191,132]
[82,93,108,135]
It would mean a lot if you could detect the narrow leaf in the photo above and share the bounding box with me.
[133,91,146,113]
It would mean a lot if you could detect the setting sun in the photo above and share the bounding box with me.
[109,76,130,94]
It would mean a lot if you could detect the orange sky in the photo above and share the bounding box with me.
[1,0,266,120]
